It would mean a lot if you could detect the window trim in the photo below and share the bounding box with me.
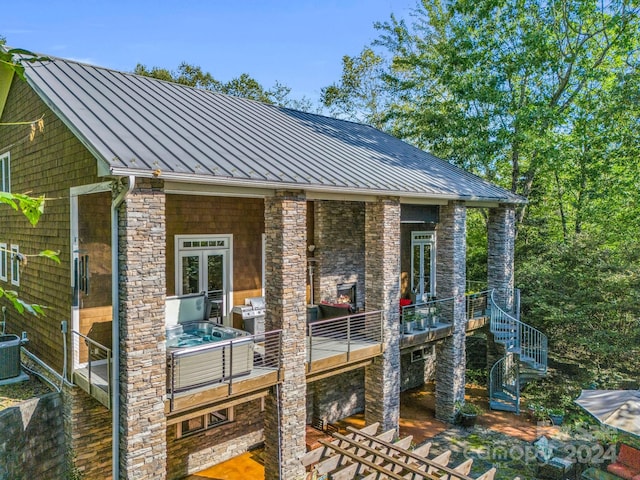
[0,152,10,193]
[411,231,436,300]
[0,243,7,282]
[176,406,234,438]
[10,244,19,286]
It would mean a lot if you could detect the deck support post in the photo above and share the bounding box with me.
[117,178,167,479]
[434,201,467,422]
[488,204,516,312]
[263,190,308,480]
[364,197,401,434]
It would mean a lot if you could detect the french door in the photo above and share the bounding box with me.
[411,231,436,302]
[176,235,231,321]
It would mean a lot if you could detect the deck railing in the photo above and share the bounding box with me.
[465,290,490,322]
[71,330,112,409]
[400,296,455,335]
[166,329,282,410]
[307,310,384,368]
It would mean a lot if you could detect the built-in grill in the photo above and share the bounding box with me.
[232,296,265,335]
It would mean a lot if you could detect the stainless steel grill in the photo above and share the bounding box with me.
[232,296,265,335]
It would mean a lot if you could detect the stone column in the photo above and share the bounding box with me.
[364,197,400,433]
[117,178,167,480]
[263,191,307,480]
[487,204,516,312]
[434,201,467,422]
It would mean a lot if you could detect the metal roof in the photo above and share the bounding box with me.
[23,56,524,204]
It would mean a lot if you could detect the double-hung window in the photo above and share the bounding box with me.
[0,243,7,282]
[10,245,20,286]
[0,152,9,193]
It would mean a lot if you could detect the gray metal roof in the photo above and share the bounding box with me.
[23,56,524,204]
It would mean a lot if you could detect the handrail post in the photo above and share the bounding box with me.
[308,323,313,372]
[228,341,234,396]
[346,314,351,362]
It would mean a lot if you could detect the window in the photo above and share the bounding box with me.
[0,152,9,193]
[0,243,6,282]
[10,245,19,286]
[411,231,436,302]
[177,407,233,438]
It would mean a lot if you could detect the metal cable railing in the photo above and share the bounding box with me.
[71,330,112,408]
[307,310,384,370]
[167,329,282,411]
[400,296,455,335]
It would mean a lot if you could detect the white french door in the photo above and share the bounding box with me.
[411,231,436,302]
[176,235,232,321]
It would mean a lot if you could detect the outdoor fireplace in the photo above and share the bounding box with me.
[336,282,357,310]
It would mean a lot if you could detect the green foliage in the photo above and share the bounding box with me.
[134,62,314,110]
[0,192,45,226]
[0,43,57,318]
[455,400,482,415]
[0,44,49,81]
[518,234,640,378]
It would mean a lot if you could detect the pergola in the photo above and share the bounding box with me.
[301,422,520,480]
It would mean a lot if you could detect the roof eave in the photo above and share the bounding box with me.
[107,167,527,205]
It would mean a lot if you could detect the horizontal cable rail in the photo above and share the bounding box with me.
[400,296,455,335]
[71,330,112,408]
[167,329,282,411]
[307,310,384,369]
[465,279,488,293]
[465,290,490,322]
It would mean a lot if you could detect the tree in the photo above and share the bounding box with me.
[320,47,390,129]
[325,0,640,224]
[134,62,314,111]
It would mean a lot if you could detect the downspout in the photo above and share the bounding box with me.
[111,176,135,480]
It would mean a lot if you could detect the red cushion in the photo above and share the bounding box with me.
[608,462,638,480]
[619,444,640,471]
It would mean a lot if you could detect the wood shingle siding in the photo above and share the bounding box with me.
[0,77,102,372]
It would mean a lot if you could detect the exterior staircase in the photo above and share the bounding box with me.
[488,289,547,414]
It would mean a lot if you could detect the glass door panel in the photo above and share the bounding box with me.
[181,254,201,294]
[206,252,226,319]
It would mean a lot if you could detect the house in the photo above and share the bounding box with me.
[0,53,525,479]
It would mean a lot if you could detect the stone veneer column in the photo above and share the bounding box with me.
[118,178,167,480]
[435,201,467,422]
[263,191,307,480]
[364,197,400,433]
[487,204,516,312]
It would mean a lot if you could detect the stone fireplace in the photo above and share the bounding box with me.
[336,282,357,309]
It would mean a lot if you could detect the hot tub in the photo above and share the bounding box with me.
[167,322,254,392]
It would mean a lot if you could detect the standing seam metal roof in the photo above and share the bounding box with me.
[23,56,524,203]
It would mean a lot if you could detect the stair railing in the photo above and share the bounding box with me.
[489,289,548,413]
[489,352,520,413]
[489,289,547,372]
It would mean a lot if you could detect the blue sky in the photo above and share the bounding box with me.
[2,0,415,101]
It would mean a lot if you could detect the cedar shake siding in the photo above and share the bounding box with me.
[165,195,264,304]
[0,77,102,371]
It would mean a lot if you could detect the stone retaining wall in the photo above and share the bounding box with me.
[0,392,65,480]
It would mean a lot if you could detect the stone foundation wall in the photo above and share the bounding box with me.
[166,400,264,479]
[0,392,65,480]
[400,347,436,391]
[64,387,112,479]
[307,370,365,423]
